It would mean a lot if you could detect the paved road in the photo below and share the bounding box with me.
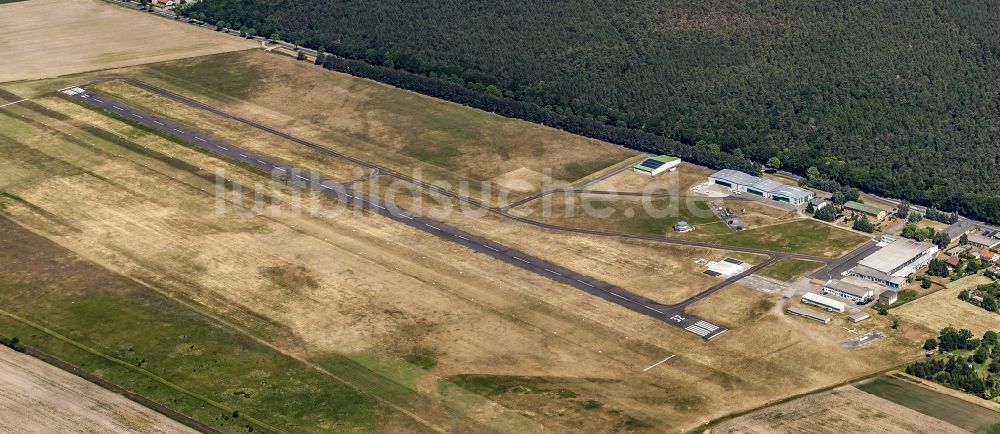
[810,240,880,281]
[63,86,731,339]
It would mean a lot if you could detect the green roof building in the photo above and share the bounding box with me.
[633,155,680,176]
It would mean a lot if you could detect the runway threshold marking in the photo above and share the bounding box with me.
[642,355,675,372]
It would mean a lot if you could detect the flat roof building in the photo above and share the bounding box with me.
[967,234,1000,249]
[823,279,874,303]
[786,306,832,324]
[849,238,938,288]
[849,312,871,323]
[801,292,847,313]
[709,169,814,205]
[633,155,680,176]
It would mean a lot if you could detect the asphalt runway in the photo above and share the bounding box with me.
[810,239,879,281]
[64,86,730,340]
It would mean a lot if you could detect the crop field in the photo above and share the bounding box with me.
[0,346,198,434]
[0,43,923,433]
[856,376,1000,433]
[0,0,254,83]
[713,385,969,434]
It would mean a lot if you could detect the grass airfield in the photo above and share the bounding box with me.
[0,2,943,431]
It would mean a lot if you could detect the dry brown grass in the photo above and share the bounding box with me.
[585,163,713,193]
[893,275,1000,336]
[93,50,638,206]
[0,52,925,432]
[0,348,198,434]
[0,0,254,83]
[712,385,966,434]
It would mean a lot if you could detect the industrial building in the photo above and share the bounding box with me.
[786,306,832,324]
[633,155,680,176]
[848,238,939,288]
[843,201,887,222]
[801,292,846,313]
[708,169,814,205]
[823,279,874,303]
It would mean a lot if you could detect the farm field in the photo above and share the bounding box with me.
[0,2,941,426]
[711,386,966,434]
[712,385,968,434]
[0,0,254,83]
[0,345,198,434]
[855,376,1000,433]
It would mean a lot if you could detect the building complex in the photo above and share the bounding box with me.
[848,238,939,288]
[708,169,814,205]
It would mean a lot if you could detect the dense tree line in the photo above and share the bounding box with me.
[183,0,1000,224]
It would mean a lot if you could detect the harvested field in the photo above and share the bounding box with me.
[0,347,198,434]
[0,0,254,83]
[856,376,1000,433]
[713,385,967,434]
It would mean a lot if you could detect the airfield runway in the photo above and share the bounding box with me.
[65,86,729,340]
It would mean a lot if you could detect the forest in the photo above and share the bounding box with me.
[183,0,1000,223]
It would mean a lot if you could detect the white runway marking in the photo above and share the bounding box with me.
[544,268,562,276]
[239,153,248,158]
[112,105,123,110]
[455,235,470,241]
[512,256,530,264]
[483,245,500,252]
[217,145,228,151]
[424,224,441,230]
[195,137,206,142]
[0,99,27,108]
[576,280,594,287]
[131,113,143,119]
[642,355,675,372]
[172,128,183,133]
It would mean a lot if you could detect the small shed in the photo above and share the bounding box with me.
[849,312,870,323]
[879,290,898,305]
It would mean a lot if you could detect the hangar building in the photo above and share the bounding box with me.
[708,169,814,205]
[848,238,938,288]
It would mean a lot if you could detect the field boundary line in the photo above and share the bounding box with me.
[0,308,284,433]
[0,336,222,434]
